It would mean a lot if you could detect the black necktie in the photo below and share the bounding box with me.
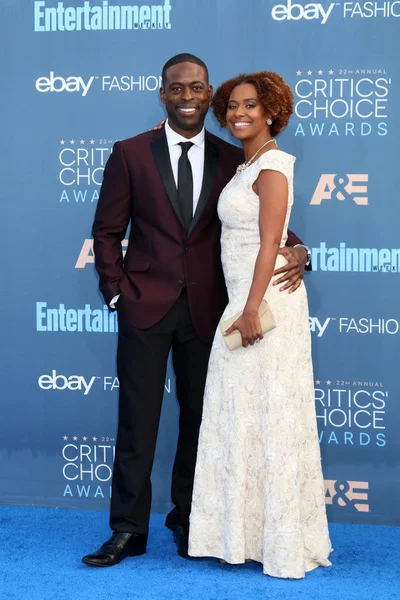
[177,142,194,233]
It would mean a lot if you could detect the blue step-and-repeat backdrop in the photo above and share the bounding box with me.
[1,0,399,525]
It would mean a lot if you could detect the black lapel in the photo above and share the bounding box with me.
[188,138,218,236]
[150,134,184,228]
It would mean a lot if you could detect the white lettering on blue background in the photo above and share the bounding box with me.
[36,302,118,332]
[343,1,400,19]
[310,243,400,272]
[36,72,94,96]
[271,0,336,24]
[34,0,172,32]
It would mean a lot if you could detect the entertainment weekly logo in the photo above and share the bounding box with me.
[36,302,118,332]
[271,1,400,23]
[315,379,387,448]
[310,243,400,272]
[36,73,162,96]
[34,0,172,32]
[292,68,391,137]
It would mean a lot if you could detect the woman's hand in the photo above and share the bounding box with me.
[224,309,263,348]
[148,119,166,131]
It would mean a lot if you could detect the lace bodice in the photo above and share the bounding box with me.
[218,149,295,246]
[218,149,296,311]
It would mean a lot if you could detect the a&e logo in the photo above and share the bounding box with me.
[325,480,370,512]
[311,174,368,205]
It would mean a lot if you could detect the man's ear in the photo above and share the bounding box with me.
[208,85,213,102]
[160,87,166,104]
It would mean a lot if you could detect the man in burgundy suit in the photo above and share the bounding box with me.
[82,54,310,567]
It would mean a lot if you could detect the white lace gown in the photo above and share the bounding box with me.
[188,150,332,579]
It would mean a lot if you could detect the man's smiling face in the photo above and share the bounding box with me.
[160,61,213,138]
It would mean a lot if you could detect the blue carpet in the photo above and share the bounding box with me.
[1,507,399,600]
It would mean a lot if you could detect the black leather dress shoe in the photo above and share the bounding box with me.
[173,525,190,558]
[82,532,147,567]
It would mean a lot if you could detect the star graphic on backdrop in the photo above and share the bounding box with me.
[90,139,95,145]
[80,139,85,145]
[296,70,302,76]
[63,435,68,441]
[73,436,78,441]
[329,69,334,75]
[60,139,65,145]
[307,70,312,76]
[326,380,332,385]
[69,139,75,145]
[93,436,98,441]
[318,70,323,75]
[316,379,321,385]
[83,436,87,441]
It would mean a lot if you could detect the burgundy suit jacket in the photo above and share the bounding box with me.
[92,126,304,343]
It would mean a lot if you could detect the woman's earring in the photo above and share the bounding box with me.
[266,119,272,125]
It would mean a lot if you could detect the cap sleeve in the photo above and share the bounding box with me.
[257,150,295,182]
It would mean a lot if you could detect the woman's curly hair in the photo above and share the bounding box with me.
[211,71,293,137]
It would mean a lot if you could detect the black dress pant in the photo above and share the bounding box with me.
[110,291,212,534]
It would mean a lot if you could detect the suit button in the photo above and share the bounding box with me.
[184,246,190,253]
[177,279,184,287]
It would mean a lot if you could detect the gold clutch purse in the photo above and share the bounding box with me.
[219,299,276,351]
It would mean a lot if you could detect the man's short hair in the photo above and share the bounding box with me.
[162,53,209,85]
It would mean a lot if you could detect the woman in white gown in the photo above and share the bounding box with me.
[188,71,332,579]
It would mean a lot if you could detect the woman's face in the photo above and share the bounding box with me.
[226,83,269,141]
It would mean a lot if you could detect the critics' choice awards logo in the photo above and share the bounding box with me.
[34,0,172,32]
[271,0,400,23]
[38,371,172,394]
[62,435,115,499]
[324,480,369,512]
[56,137,157,204]
[315,379,387,448]
[36,74,162,96]
[310,316,400,336]
[311,174,368,205]
[292,68,391,137]
[57,139,112,204]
